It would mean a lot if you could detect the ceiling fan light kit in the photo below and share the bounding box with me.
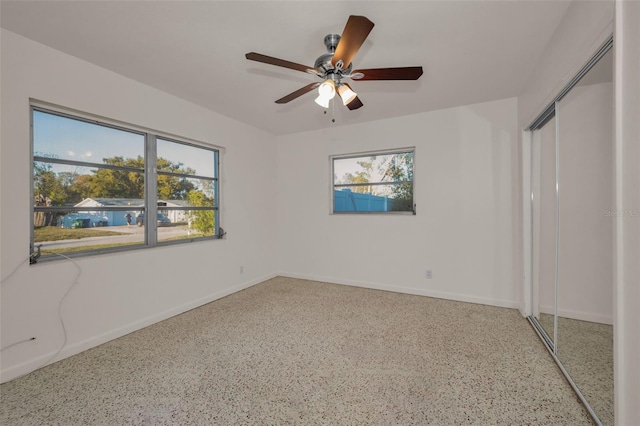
[338,84,357,106]
[246,15,423,112]
[314,95,330,109]
[318,79,336,99]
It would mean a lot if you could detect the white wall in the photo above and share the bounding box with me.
[613,1,640,422]
[276,98,519,308]
[0,30,278,382]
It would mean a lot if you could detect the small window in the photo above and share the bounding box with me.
[31,106,220,260]
[332,149,414,214]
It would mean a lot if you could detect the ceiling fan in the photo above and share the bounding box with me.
[245,15,423,111]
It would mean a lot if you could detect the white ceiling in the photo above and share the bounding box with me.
[1,0,572,135]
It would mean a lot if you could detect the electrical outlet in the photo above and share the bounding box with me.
[426,270,432,279]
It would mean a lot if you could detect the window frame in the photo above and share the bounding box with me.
[330,147,416,215]
[30,104,222,261]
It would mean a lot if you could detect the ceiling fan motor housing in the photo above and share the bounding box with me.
[324,34,341,53]
[315,34,352,78]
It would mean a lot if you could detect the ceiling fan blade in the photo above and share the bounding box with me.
[246,52,316,74]
[275,83,319,104]
[351,66,423,81]
[346,96,363,110]
[331,15,375,69]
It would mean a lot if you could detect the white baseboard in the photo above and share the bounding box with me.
[277,271,520,310]
[0,273,276,384]
[539,304,613,325]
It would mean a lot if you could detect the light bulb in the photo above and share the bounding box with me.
[317,80,336,99]
[314,94,330,108]
[338,84,357,105]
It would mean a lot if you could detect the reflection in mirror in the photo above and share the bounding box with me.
[556,48,613,425]
[531,117,557,345]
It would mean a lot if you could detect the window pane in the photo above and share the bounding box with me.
[34,209,145,256]
[334,184,413,212]
[157,177,215,207]
[34,161,146,207]
[31,106,222,260]
[334,152,413,185]
[156,209,216,243]
[157,138,216,178]
[33,110,144,165]
[332,150,414,214]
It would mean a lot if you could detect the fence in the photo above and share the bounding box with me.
[333,189,400,212]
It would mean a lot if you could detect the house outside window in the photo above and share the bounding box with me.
[331,149,415,214]
[31,106,220,260]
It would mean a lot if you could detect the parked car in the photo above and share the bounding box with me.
[58,213,108,229]
[136,213,171,227]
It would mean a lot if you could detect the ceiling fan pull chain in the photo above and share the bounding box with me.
[331,97,336,123]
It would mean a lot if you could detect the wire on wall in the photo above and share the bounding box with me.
[0,258,31,287]
[1,252,81,382]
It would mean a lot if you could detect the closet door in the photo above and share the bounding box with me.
[556,49,613,425]
[531,115,557,345]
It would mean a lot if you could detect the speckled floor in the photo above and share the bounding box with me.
[1,277,594,425]
[538,313,613,425]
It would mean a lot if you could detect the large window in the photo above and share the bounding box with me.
[332,149,414,214]
[31,106,220,260]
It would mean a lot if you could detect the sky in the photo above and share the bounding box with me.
[33,110,215,178]
[333,152,412,185]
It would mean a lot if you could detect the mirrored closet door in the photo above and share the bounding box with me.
[531,115,557,348]
[528,40,613,426]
